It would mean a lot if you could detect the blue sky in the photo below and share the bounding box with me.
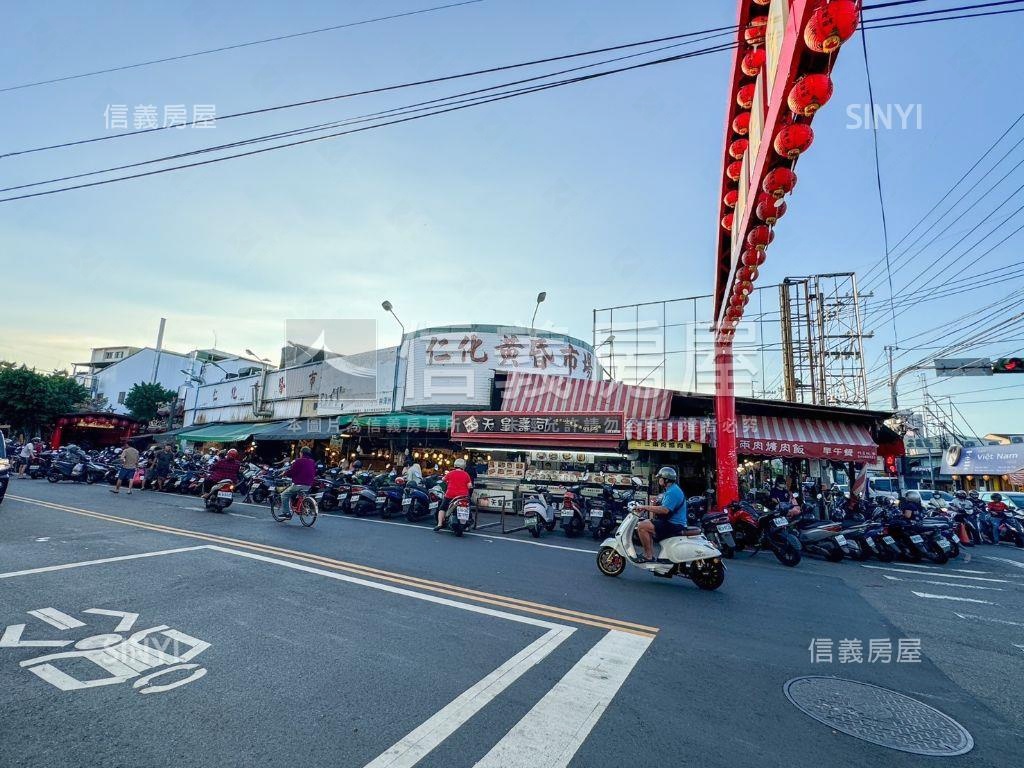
[1,1,1021,432]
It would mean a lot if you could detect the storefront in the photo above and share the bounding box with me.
[51,412,141,449]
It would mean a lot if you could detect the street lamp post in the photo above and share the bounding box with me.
[530,291,547,337]
[382,300,405,413]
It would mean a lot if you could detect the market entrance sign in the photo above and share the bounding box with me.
[452,412,623,437]
[628,440,702,453]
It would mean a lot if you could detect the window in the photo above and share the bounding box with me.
[104,352,113,360]
[115,351,123,359]
[118,392,126,404]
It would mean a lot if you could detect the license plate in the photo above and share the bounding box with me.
[834,535,847,546]
[377,496,386,503]
[772,517,787,527]
[716,523,733,533]
[29,465,39,471]
[883,536,896,545]
[590,511,604,519]
[561,510,574,518]
[429,502,439,510]
[402,498,411,506]
[525,515,537,526]
[910,535,924,543]
[217,491,232,499]
[456,509,470,522]
[937,538,951,550]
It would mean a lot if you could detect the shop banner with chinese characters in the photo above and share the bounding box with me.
[734,415,879,462]
[451,411,624,448]
[627,440,703,453]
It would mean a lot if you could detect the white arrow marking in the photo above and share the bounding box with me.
[953,612,1024,627]
[0,624,71,648]
[83,609,139,632]
[911,591,995,605]
[881,575,1002,591]
[861,565,1009,583]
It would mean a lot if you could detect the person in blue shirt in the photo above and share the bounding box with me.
[636,467,687,563]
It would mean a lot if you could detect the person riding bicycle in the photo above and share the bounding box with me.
[435,458,472,531]
[986,492,1010,545]
[635,467,687,563]
[203,448,241,499]
[280,447,317,516]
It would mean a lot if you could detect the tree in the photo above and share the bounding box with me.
[46,371,91,416]
[124,382,177,423]
[0,363,90,436]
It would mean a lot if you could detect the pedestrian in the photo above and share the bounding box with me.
[110,443,140,495]
[17,438,37,478]
[153,444,174,492]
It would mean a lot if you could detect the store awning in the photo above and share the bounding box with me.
[177,421,286,443]
[735,416,878,462]
[348,413,452,434]
[625,418,712,443]
[255,418,352,440]
[501,372,671,420]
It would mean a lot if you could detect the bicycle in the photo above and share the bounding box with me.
[269,484,318,527]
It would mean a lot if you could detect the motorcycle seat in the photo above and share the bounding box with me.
[682,526,703,537]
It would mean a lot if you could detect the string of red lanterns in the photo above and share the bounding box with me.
[718,0,858,329]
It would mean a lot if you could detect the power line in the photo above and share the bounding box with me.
[865,0,1024,24]
[0,43,737,204]
[861,4,1024,28]
[0,1,486,94]
[0,26,737,159]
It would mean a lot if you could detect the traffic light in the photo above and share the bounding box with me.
[884,455,898,476]
[993,357,1024,373]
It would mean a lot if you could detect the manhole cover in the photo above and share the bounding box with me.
[783,677,973,756]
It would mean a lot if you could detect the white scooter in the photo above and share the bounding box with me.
[523,487,558,538]
[597,502,725,590]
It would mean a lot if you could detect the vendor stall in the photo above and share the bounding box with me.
[51,412,141,449]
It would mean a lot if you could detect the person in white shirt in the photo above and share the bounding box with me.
[17,439,37,478]
[405,462,423,485]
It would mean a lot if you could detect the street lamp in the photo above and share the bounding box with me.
[530,291,547,336]
[382,300,405,412]
[245,348,273,367]
[593,334,615,381]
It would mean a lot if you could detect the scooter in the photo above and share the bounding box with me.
[597,502,725,590]
[403,477,441,523]
[727,500,802,567]
[790,506,847,562]
[381,475,406,519]
[444,495,475,537]
[523,487,558,538]
[203,479,234,512]
[559,483,588,537]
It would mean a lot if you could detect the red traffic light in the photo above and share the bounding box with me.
[993,357,1024,373]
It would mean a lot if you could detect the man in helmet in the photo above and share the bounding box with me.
[899,489,923,520]
[203,448,241,500]
[948,489,973,514]
[635,467,687,563]
[985,492,1010,545]
[436,458,473,531]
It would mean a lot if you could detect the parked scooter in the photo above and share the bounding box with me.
[597,502,725,590]
[587,478,647,540]
[443,495,475,537]
[688,494,736,558]
[559,482,588,537]
[523,487,558,538]
[727,500,801,566]
[403,476,441,523]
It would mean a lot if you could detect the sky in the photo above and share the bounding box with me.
[2,0,1022,433]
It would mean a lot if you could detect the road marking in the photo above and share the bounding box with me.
[365,628,574,768]
[953,612,1024,627]
[892,562,991,574]
[226,512,256,519]
[984,555,1024,570]
[26,608,85,630]
[880,575,1003,591]
[1014,644,1024,654]
[0,546,210,580]
[911,591,995,605]
[473,630,653,768]
[860,565,1010,583]
[7,496,658,637]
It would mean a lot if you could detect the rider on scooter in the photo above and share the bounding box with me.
[435,458,472,531]
[899,490,924,520]
[203,449,240,500]
[635,467,687,563]
[986,493,1011,545]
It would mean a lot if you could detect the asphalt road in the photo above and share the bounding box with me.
[2,480,1022,768]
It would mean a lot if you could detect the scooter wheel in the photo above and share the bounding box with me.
[926,544,949,565]
[852,543,872,562]
[545,519,557,532]
[597,547,625,577]
[690,559,725,590]
[46,471,61,483]
[773,544,801,567]
[529,524,541,539]
[825,545,845,563]
[720,544,736,560]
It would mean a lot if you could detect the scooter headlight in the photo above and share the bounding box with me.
[0,459,10,472]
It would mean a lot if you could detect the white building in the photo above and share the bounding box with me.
[73,347,265,416]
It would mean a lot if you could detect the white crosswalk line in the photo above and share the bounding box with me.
[911,591,995,605]
[894,562,991,575]
[881,575,1003,591]
[953,612,1024,627]
[473,630,652,768]
[984,555,1024,570]
[860,565,1010,583]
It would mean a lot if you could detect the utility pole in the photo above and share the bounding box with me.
[886,345,896,409]
[151,318,166,384]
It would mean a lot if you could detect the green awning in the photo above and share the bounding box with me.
[345,413,451,433]
[178,421,287,443]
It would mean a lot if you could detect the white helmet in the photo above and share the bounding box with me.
[454,458,466,469]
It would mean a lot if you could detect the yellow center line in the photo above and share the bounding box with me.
[10,495,659,638]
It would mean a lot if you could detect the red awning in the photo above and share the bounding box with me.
[625,418,712,443]
[735,416,878,462]
[501,372,671,420]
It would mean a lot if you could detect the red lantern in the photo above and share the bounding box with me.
[721,213,734,231]
[736,279,754,296]
[726,306,742,321]
[732,111,751,136]
[747,225,774,251]
[763,166,797,198]
[744,16,768,45]
[741,49,766,77]
[752,0,770,5]
[741,248,766,267]
[730,290,749,307]
[729,138,749,159]
[805,1,858,54]
[726,160,743,181]
[723,189,739,208]
[738,265,759,282]
[788,73,834,117]
[736,83,756,109]
[756,194,787,225]
[774,123,814,159]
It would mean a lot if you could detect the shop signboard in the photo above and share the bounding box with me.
[627,440,703,453]
[316,348,396,416]
[452,412,623,439]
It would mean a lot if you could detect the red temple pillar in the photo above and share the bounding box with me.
[50,422,64,449]
[714,333,738,508]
